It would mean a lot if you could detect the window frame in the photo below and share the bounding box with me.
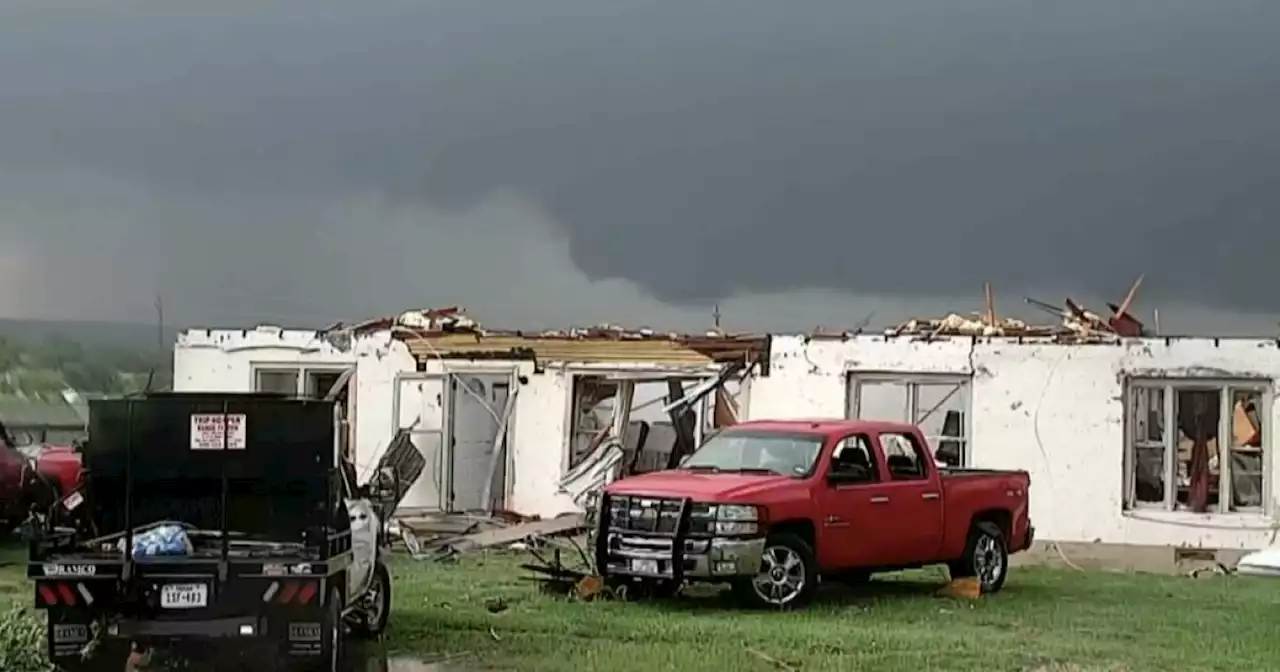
[1122,377,1272,516]
[251,364,353,397]
[846,373,973,466]
[254,367,302,395]
[829,433,880,483]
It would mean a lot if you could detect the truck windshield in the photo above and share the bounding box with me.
[680,431,823,477]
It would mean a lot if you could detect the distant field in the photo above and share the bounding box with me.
[4,544,1277,671]
[0,318,178,351]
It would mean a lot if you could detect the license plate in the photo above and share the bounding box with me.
[52,624,88,643]
[630,559,659,574]
[289,622,322,642]
[160,583,208,609]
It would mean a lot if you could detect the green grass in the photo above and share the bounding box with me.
[3,543,1279,671]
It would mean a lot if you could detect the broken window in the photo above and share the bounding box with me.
[1125,380,1267,514]
[569,376,619,468]
[1128,385,1166,505]
[306,370,344,397]
[848,375,971,467]
[568,373,740,474]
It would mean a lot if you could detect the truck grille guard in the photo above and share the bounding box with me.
[593,493,696,583]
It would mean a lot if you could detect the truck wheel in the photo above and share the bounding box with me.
[351,563,391,638]
[732,533,818,609]
[949,521,1009,594]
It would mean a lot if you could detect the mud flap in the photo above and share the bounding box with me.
[281,619,322,658]
[46,611,91,661]
[280,587,342,668]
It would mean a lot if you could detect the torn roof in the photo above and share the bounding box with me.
[324,306,769,366]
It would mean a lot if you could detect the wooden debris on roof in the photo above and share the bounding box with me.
[320,305,770,365]
[1022,275,1150,340]
[889,278,1153,342]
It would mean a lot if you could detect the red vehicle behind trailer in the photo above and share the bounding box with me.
[0,421,83,533]
[588,419,1033,608]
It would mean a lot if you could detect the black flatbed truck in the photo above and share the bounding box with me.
[27,392,423,671]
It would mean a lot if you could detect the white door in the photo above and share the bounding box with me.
[448,375,511,512]
[393,376,446,511]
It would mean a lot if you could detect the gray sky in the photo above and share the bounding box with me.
[2,1,1279,335]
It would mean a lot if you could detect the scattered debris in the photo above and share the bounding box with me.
[483,597,508,614]
[745,646,798,672]
[936,577,982,599]
[572,575,605,601]
[1186,564,1231,579]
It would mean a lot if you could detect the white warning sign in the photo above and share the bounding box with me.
[189,413,247,450]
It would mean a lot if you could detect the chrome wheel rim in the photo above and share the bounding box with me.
[973,534,1004,587]
[751,545,806,605]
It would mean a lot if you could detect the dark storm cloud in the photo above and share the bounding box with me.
[2,1,1280,325]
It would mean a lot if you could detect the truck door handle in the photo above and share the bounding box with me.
[869,496,890,504]
[922,492,940,500]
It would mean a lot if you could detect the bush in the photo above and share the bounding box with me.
[0,605,52,671]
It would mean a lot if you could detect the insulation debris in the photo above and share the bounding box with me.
[887,313,1047,338]
[395,512,588,562]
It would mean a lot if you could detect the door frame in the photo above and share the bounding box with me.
[390,371,451,513]
[444,368,519,513]
[868,430,945,564]
[816,431,899,569]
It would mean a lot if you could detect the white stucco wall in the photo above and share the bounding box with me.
[173,328,722,518]
[174,326,399,482]
[748,335,1280,550]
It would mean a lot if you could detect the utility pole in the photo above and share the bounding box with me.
[712,304,722,329]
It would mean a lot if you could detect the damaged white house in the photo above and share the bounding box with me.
[744,333,1279,566]
[174,306,1279,568]
[172,309,764,519]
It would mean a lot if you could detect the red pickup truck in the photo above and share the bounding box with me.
[0,424,83,533]
[588,419,1033,608]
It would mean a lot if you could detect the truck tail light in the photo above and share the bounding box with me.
[36,582,93,607]
[262,580,319,606]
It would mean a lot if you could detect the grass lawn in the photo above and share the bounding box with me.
[3,543,1279,671]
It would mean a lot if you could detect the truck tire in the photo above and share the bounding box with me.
[351,562,391,638]
[948,521,1009,594]
[732,532,818,609]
